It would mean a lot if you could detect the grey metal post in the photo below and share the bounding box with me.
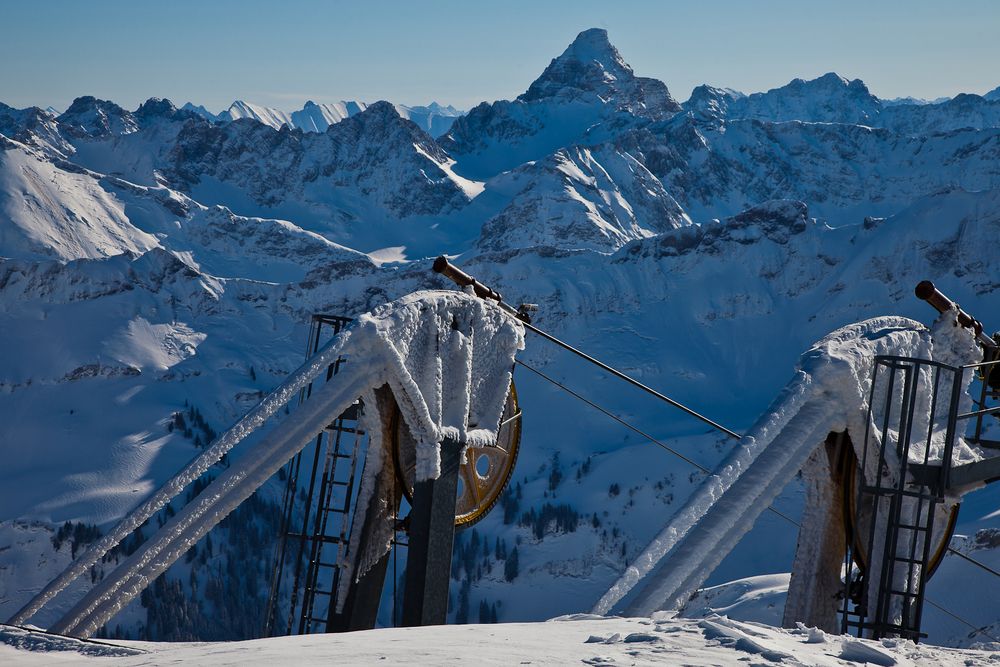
[402,437,462,626]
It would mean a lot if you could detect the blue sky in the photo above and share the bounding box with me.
[2,0,998,112]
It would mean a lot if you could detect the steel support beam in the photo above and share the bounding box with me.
[401,437,462,627]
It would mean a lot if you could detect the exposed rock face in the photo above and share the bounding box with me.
[57,96,138,139]
[165,101,471,217]
[520,28,681,119]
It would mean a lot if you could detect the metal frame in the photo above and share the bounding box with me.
[264,315,360,637]
[842,354,1000,641]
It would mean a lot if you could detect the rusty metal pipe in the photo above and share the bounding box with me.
[915,281,997,351]
[433,256,504,303]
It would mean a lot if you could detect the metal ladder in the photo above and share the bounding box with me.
[296,401,365,634]
[843,355,961,640]
[263,315,365,636]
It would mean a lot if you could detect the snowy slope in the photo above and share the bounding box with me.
[477,145,690,253]
[4,614,998,666]
[0,140,159,260]
[218,101,294,129]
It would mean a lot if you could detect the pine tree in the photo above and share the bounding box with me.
[456,580,470,624]
[504,547,519,582]
[479,599,490,623]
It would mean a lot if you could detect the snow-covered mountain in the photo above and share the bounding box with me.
[689,72,882,125]
[2,27,1000,650]
[684,73,1000,135]
[441,28,682,179]
[206,99,463,137]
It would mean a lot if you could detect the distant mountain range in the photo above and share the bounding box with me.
[2,27,1000,647]
[177,99,463,137]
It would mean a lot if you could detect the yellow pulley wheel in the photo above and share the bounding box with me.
[391,382,521,529]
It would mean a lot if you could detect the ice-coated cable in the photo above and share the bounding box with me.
[54,363,376,638]
[8,327,356,626]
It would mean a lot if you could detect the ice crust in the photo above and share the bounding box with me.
[17,291,523,637]
[594,312,981,618]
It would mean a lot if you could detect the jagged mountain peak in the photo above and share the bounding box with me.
[477,144,690,254]
[134,97,197,124]
[551,28,627,76]
[181,102,218,121]
[326,99,454,165]
[57,96,138,138]
[985,85,1000,102]
[707,72,882,125]
[684,85,746,121]
[0,103,72,157]
[519,28,680,116]
[136,97,177,116]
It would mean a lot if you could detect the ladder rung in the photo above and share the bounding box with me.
[324,426,365,435]
[316,561,343,569]
[310,590,332,596]
[895,522,930,531]
[859,486,944,500]
[889,589,920,598]
[323,506,349,514]
[892,556,928,565]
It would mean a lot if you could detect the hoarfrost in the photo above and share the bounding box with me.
[18,290,523,637]
[595,312,984,618]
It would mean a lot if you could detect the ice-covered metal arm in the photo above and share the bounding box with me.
[433,255,505,304]
[915,280,997,352]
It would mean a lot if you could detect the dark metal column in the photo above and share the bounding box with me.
[401,437,462,627]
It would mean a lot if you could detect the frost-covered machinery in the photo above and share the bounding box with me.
[9,288,526,638]
[263,313,522,635]
[423,263,1000,643]
[838,283,1000,640]
[9,256,1000,645]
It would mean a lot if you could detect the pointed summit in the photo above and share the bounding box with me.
[519,28,680,118]
[554,28,626,74]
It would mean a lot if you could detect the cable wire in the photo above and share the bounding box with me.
[518,319,742,440]
[945,547,1000,581]
[515,359,799,528]
[517,358,1000,644]
[925,598,1000,644]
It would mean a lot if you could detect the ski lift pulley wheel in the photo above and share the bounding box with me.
[391,382,521,529]
[841,446,959,580]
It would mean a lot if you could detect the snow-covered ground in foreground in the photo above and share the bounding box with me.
[4,615,999,667]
